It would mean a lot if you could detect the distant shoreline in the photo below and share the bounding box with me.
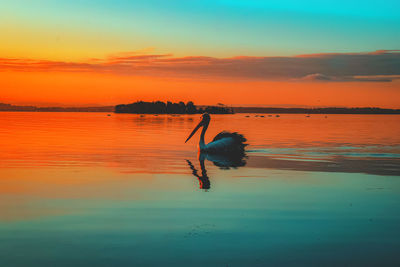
[1,103,399,114]
[0,104,114,113]
[233,107,400,114]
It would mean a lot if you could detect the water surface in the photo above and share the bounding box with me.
[0,112,399,266]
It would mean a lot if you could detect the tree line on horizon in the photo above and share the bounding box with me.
[114,101,233,114]
[1,102,399,114]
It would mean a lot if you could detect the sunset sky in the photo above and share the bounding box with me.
[1,0,400,107]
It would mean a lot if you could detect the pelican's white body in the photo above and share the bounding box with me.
[186,113,246,154]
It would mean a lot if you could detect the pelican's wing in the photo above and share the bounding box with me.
[212,131,247,146]
[207,131,248,153]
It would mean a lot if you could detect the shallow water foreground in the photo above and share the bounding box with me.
[0,112,399,266]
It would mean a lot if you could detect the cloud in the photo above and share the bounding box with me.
[299,73,398,82]
[300,73,334,81]
[1,50,399,82]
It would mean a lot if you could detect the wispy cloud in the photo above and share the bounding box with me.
[1,50,399,82]
[299,73,399,82]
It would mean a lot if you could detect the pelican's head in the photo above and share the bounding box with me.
[185,113,210,143]
[201,112,210,123]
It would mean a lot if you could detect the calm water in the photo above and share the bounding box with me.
[0,112,400,266]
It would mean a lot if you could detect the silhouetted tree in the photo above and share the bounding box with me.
[186,101,196,114]
[115,101,233,114]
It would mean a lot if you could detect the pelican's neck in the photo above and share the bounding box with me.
[199,121,209,150]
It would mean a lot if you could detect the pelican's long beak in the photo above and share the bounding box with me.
[185,119,203,143]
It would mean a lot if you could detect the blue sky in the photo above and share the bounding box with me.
[1,0,399,59]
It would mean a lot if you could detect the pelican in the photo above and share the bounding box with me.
[185,113,247,154]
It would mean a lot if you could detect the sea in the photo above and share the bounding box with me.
[0,112,399,266]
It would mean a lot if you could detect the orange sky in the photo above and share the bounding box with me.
[1,69,400,108]
[1,49,399,108]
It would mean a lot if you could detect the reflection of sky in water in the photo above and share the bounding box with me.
[0,113,399,266]
[251,146,400,159]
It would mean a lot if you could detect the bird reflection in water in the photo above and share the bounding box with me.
[186,158,210,190]
[186,151,247,190]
